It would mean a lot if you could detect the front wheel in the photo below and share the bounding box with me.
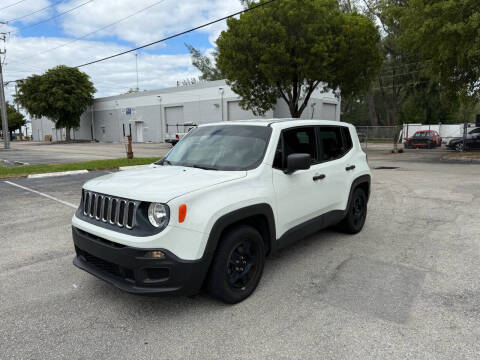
[207,225,265,303]
[338,188,368,234]
[455,142,464,152]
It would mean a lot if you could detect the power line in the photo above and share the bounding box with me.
[5,0,65,24]
[76,0,277,68]
[0,0,28,11]
[22,0,168,62]
[11,0,94,32]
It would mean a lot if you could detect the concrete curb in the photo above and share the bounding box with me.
[441,156,480,164]
[27,170,89,179]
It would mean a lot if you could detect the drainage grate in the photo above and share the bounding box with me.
[374,166,399,170]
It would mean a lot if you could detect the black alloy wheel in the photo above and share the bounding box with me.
[207,225,265,303]
[226,239,259,291]
[351,194,366,229]
[337,188,368,234]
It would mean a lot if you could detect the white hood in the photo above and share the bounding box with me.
[83,164,246,203]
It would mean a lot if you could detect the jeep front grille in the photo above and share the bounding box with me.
[82,190,139,229]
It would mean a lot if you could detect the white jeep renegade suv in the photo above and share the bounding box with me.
[72,119,371,303]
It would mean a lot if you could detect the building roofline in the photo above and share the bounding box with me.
[94,79,228,103]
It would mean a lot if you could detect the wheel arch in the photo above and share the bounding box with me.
[197,204,276,289]
[346,175,371,214]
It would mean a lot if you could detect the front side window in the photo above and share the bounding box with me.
[273,127,318,169]
[163,125,271,171]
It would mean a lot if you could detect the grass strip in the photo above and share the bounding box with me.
[0,157,161,179]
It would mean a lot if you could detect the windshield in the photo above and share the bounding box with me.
[162,125,272,171]
[414,131,433,138]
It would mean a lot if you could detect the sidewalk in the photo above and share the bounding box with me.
[441,151,480,163]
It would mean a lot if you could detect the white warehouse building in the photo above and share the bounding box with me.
[31,80,341,143]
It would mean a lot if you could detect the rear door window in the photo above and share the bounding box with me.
[317,126,350,162]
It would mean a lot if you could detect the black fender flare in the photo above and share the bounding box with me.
[344,174,371,216]
[195,203,276,288]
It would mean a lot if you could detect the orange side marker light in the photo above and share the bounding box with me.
[179,204,187,223]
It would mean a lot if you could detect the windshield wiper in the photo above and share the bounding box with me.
[191,164,218,171]
[161,159,172,165]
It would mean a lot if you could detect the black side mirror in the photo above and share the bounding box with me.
[285,153,311,174]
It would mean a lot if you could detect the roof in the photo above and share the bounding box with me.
[199,118,350,128]
[94,80,228,102]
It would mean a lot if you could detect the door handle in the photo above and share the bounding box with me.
[345,165,356,171]
[313,174,326,181]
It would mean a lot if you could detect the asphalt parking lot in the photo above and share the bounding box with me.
[1,155,479,359]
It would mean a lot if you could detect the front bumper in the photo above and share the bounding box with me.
[72,226,209,296]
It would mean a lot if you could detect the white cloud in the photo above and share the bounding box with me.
[57,0,243,46]
[2,35,200,108]
[0,0,53,24]
[1,0,247,113]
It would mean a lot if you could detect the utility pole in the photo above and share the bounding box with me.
[0,31,9,149]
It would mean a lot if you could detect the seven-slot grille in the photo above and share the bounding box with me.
[82,190,139,229]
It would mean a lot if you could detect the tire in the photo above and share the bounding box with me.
[338,188,368,234]
[207,225,265,304]
[455,142,464,152]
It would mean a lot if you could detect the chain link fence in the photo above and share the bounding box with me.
[355,126,402,152]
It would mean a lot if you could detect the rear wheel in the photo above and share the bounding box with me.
[338,188,367,234]
[207,225,265,303]
[455,142,464,152]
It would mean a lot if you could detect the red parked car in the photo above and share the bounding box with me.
[404,130,442,149]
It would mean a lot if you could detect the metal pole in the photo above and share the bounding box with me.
[0,59,9,149]
[135,53,139,92]
[90,104,95,141]
[219,88,224,121]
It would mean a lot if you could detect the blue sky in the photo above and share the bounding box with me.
[0,0,243,101]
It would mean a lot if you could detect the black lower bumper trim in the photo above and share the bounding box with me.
[72,227,209,296]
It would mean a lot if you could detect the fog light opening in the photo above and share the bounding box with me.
[145,250,166,259]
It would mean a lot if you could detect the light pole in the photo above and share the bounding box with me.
[135,53,139,92]
[310,102,317,119]
[90,104,95,141]
[219,87,224,121]
[157,95,163,141]
[0,39,9,149]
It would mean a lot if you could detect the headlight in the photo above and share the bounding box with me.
[147,203,169,229]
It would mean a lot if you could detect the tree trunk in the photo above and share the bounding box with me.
[365,92,378,126]
[65,127,72,142]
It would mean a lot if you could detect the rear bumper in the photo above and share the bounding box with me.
[72,226,209,296]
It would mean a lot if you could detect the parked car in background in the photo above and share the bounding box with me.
[404,130,442,149]
[444,127,480,146]
[447,136,480,152]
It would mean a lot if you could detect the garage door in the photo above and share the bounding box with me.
[164,106,184,133]
[322,103,337,121]
[227,101,255,121]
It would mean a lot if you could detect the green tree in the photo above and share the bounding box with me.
[341,0,464,126]
[15,65,96,141]
[400,0,480,103]
[216,0,382,118]
[0,102,26,139]
[185,44,223,81]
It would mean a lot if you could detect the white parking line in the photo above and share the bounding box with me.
[27,170,88,179]
[4,181,78,209]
